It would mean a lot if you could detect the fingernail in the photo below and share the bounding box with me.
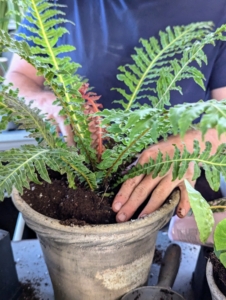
[177,208,185,217]
[114,202,122,211]
[117,213,126,222]
[139,214,147,219]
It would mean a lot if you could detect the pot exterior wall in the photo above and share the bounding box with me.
[12,190,179,300]
[38,225,157,300]
[206,260,226,300]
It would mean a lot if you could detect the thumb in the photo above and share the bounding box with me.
[176,180,195,218]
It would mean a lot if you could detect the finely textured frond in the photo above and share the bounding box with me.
[80,83,107,163]
[96,24,226,181]
[169,99,226,138]
[0,146,52,200]
[113,22,213,109]
[50,148,97,191]
[0,0,96,166]
[98,107,171,180]
[0,81,58,147]
[0,145,97,201]
[115,141,226,192]
[113,23,226,110]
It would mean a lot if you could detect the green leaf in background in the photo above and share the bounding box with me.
[214,219,226,251]
[184,179,214,243]
[219,252,226,268]
[0,0,9,32]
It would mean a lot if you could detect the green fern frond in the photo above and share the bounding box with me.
[98,112,171,180]
[155,32,226,109]
[0,83,58,148]
[0,146,52,200]
[113,22,214,110]
[0,0,96,166]
[169,99,226,138]
[98,106,171,180]
[23,0,86,141]
[97,24,226,179]
[50,148,97,191]
[0,145,97,201]
[115,141,226,192]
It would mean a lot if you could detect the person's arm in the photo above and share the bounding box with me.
[112,87,226,223]
[211,86,226,100]
[5,54,74,145]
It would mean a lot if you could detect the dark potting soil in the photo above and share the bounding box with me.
[153,248,163,265]
[209,252,226,296]
[19,280,40,300]
[21,170,174,226]
[22,178,117,226]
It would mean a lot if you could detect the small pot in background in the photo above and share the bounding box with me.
[206,259,226,300]
[0,230,21,300]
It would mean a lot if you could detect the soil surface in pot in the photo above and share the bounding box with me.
[21,171,171,226]
[22,178,117,226]
[209,252,226,296]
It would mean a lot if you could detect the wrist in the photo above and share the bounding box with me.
[169,129,224,155]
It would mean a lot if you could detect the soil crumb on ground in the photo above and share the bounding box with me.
[19,280,40,300]
[153,248,163,265]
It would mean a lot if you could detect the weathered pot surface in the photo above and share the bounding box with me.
[206,259,226,300]
[12,188,179,300]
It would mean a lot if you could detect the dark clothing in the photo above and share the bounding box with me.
[17,0,226,110]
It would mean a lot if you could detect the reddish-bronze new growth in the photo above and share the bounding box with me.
[79,83,107,162]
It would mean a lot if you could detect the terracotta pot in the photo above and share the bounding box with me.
[206,259,226,300]
[12,189,179,300]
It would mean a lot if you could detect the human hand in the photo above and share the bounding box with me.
[112,134,197,222]
[30,91,75,146]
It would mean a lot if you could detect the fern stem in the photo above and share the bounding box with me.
[0,94,55,148]
[156,45,206,108]
[30,1,97,169]
[0,149,49,190]
[60,157,95,191]
[211,104,226,119]
[127,157,226,178]
[210,206,226,210]
[31,0,83,136]
[125,28,195,111]
[104,127,149,183]
[45,81,96,170]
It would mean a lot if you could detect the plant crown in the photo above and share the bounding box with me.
[1,0,226,245]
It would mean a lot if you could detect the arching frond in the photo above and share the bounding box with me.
[113,23,226,110]
[0,81,57,147]
[0,0,96,165]
[0,145,97,200]
[169,99,226,138]
[116,141,226,192]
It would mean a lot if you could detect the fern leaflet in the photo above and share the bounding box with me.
[116,141,226,192]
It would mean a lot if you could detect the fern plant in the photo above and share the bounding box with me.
[0,0,226,217]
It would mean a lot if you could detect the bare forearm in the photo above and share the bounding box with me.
[5,70,55,108]
[5,72,52,105]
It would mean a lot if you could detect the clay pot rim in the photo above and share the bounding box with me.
[12,188,179,234]
[206,259,225,299]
